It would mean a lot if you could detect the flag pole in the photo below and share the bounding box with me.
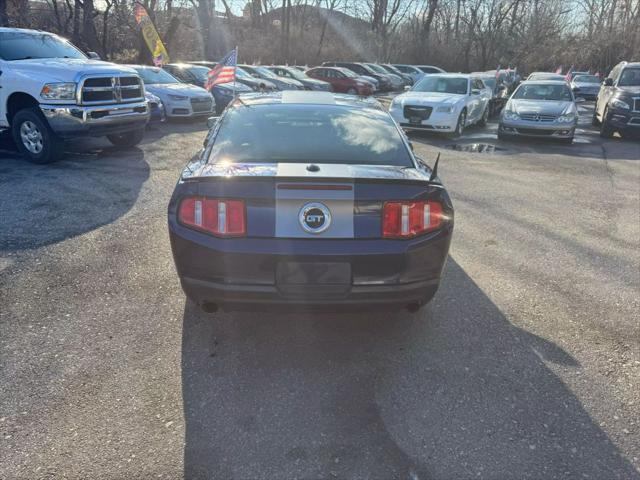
[233,45,238,100]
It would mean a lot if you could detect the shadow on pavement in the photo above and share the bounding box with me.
[181,259,639,479]
[0,139,149,252]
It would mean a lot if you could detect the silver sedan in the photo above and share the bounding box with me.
[498,81,581,144]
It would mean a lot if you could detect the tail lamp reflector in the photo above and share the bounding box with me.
[178,197,245,237]
[383,201,442,238]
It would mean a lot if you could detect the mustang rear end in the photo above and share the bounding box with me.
[168,92,454,311]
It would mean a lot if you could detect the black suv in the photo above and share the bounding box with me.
[593,61,640,138]
[322,62,392,91]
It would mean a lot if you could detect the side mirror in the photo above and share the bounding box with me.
[604,78,613,86]
[471,89,480,95]
[87,51,101,60]
[572,86,580,92]
[404,85,411,91]
[574,96,585,103]
[497,85,507,91]
[408,141,414,151]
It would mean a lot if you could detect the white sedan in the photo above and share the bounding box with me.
[389,74,492,137]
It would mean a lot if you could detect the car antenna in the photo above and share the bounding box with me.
[429,153,440,182]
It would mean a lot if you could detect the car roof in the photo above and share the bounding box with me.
[229,91,382,109]
[622,62,640,68]
[0,27,55,34]
[420,72,471,78]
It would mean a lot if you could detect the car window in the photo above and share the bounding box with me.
[573,75,600,84]
[512,83,572,101]
[413,76,468,94]
[618,68,640,87]
[208,105,413,166]
[0,32,86,60]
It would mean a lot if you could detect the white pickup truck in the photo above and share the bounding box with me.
[0,27,150,163]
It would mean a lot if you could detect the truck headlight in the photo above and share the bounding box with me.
[611,98,630,110]
[436,105,454,113]
[40,83,77,100]
[168,94,189,101]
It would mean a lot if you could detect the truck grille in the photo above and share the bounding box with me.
[80,76,144,105]
[520,113,558,122]
[190,96,213,113]
[634,98,640,112]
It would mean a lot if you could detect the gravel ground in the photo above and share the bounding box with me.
[1,105,639,480]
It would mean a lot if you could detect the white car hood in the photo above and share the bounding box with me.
[8,58,138,82]
[145,83,210,98]
[394,91,464,107]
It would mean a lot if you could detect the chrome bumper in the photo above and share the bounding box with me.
[40,101,149,138]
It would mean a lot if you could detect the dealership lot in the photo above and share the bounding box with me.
[1,103,639,479]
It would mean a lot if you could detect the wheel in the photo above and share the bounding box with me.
[591,102,601,126]
[346,87,357,95]
[107,128,145,147]
[478,105,489,127]
[11,108,64,164]
[450,110,466,138]
[599,107,614,138]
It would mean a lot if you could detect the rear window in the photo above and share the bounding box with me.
[207,104,413,166]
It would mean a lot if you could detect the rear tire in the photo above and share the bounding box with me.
[599,107,614,138]
[107,128,145,147]
[11,108,64,164]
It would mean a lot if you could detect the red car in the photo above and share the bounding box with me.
[306,67,374,96]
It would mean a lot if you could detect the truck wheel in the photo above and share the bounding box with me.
[107,128,145,148]
[599,107,614,138]
[11,108,64,164]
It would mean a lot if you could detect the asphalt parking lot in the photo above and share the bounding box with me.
[1,103,639,479]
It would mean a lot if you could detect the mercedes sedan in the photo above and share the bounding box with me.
[168,91,453,312]
[498,80,580,144]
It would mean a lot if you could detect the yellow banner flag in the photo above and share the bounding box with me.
[133,2,169,66]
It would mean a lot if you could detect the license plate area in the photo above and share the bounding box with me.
[276,262,351,298]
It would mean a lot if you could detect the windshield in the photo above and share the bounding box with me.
[480,77,497,89]
[413,76,468,94]
[285,68,308,80]
[512,83,572,101]
[235,68,251,79]
[134,67,179,85]
[0,32,86,61]
[187,66,211,82]
[208,105,412,166]
[573,75,600,84]
[529,73,565,81]
[340,69,358,78]
[254,67,278,79]
[367,64,388,74]
[618,68,640,87]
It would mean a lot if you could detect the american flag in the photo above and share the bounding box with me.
[205,48,237,91]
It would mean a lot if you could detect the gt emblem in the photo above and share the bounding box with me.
[299,202,331,234]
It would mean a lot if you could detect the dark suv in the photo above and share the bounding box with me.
[593,61,640,138]
[322,62,392,91]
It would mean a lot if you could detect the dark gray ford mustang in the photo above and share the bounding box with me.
[168,91,454,312]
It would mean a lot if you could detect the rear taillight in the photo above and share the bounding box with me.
[382,201,443,238]
[178,197,246,237]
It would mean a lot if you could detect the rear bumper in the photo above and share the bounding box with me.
[180,276,440,311]
[169,226,452,309]
[40,101,149,138]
